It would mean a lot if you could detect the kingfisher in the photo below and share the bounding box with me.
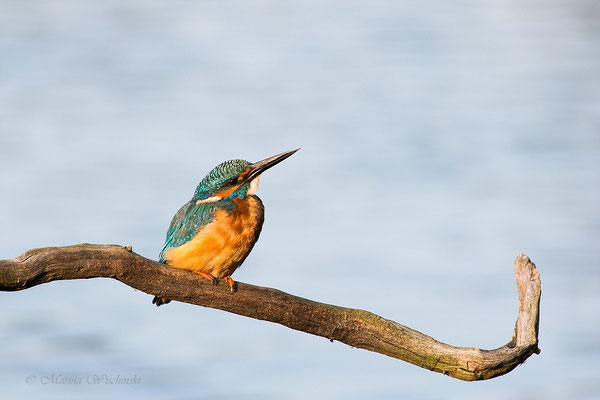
[152,149,299,306]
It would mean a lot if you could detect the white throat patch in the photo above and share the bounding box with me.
[247,176,260,195]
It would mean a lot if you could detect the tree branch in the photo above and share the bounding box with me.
[0,244,541,381]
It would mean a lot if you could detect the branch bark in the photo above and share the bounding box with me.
[0,244,541,381]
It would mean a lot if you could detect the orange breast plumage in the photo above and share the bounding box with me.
[162,195,265,278]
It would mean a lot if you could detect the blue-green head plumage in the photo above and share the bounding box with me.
[192,159,252,201]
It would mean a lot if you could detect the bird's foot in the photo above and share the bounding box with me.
[152,296,171,306]
[223,276,237,292]
[199,272,218,285]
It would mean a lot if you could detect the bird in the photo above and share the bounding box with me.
[152,149,299,306]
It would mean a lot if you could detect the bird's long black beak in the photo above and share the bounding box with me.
[242,148,299,184]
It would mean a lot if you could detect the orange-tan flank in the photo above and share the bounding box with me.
[163,195,264,278]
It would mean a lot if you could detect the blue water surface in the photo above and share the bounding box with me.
[1,1,599,399]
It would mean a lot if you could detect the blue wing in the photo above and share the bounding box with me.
[159,199,239,263]
[159,201,219,263]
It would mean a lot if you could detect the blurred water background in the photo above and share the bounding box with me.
[1,1,599,399]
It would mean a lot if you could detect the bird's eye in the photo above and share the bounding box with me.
[228,177,238,186]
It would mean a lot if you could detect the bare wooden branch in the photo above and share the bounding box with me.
[0,244,541,381]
